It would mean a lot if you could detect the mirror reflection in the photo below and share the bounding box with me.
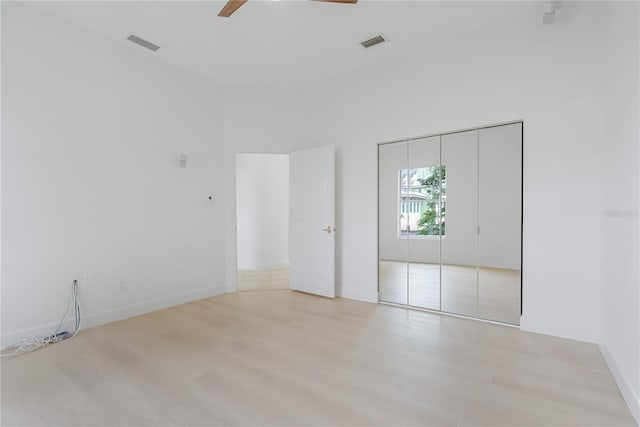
[378,123,522,325]
[407,137,441,310]
[440,130,478,318]
[478,124,522,324]
[378,142,408,305]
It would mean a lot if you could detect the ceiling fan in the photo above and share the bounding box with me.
[218,0,358,18]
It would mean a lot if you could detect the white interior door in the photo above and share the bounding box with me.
[289,145,335,298]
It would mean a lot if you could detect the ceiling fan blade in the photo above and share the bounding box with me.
[218,0,248,17]
[310,0,358,3]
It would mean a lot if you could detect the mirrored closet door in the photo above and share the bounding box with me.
[440,130,478,319]
[407,136,442,311]
[378,122,522,325]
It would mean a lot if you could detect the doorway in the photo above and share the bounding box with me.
[236,153,290,291]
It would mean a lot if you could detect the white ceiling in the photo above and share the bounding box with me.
[31,1,539,89]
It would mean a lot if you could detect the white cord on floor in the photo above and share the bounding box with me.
[1,280,81,358]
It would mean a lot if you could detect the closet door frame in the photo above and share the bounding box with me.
[377,120,524,323]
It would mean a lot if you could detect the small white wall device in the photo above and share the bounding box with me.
[543,1,562,25]
[178,153,188,168]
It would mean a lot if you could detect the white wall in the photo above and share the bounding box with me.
[599,1,640,423]
[236,153,289,271]
[224,2,607,343]
[1,3,226,345]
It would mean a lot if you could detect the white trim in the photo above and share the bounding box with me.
[1,284,227,349]
[599,344,640,425]
[378,119,524,146]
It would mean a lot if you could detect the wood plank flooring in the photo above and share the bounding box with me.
[237,268,289,291]
[1,290,635,426]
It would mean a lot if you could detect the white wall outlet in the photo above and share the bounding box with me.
[83,273,93,286]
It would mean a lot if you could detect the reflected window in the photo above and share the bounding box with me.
[399,166,446,237]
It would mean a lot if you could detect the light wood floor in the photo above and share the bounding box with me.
[2,290,635,426]
[237,268,289,291]
[380,261,521,325]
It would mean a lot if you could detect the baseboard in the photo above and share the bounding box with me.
[519,314,599,344]
[339,286,378,304]
[1,285,227,349]
[600,344,640,425]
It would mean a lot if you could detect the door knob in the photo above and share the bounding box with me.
[323,226,333,234]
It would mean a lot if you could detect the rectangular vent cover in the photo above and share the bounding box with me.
[127,34,160,51]
[361,35,386,49]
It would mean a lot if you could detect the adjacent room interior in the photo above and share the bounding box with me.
[2,0,639,425]
[236,153,290,291]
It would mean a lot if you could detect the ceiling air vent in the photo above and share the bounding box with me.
[360,35,386,49]
[127,34,160,52]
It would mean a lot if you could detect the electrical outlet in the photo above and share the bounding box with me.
[83,274,93,286]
